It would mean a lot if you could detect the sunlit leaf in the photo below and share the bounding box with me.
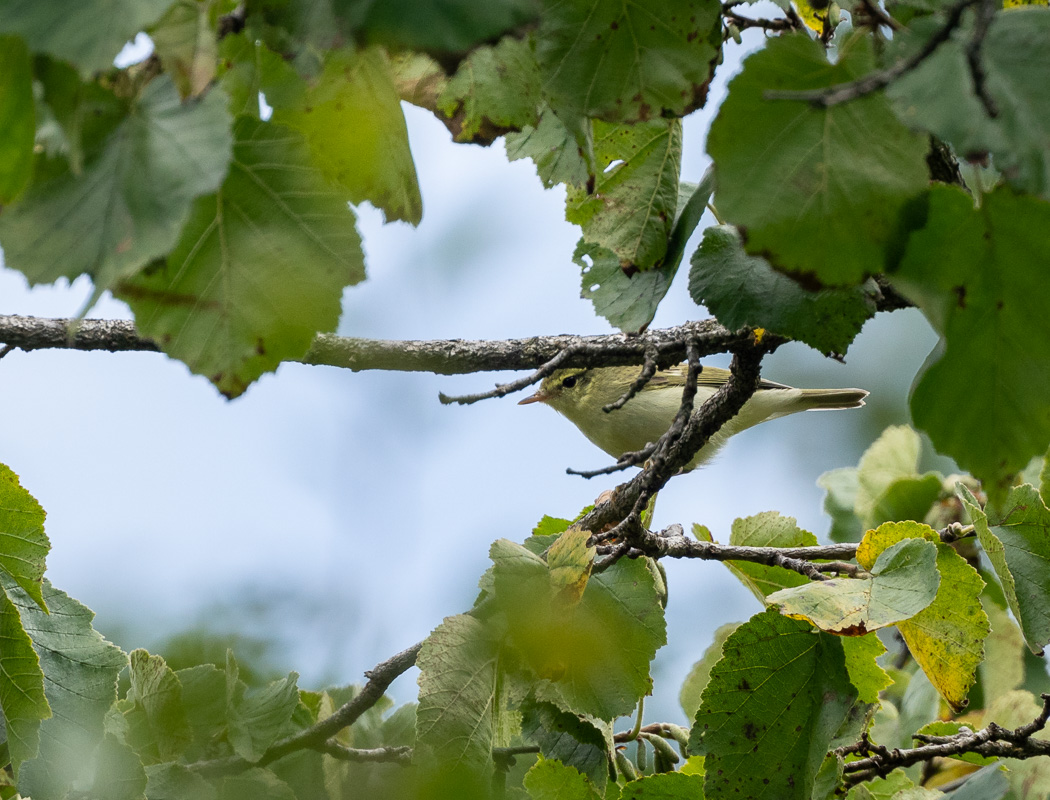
[0,588,49,780]
[523,756,601,800]
[272,47,422,224]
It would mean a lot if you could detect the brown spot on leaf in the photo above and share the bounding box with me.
[953,285,967,308]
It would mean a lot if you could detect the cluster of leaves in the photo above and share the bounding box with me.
[6,424,1050,799]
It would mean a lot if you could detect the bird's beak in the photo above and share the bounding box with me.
[518,390,548,405]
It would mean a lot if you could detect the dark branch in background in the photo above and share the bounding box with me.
[764,0,978,107]
[966,0,999,118]
[856,0,904,32]
[842,694,1050,785]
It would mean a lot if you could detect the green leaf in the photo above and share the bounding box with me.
[0,463,49,610]
[535,0,721,122]
[575,241,672,333]
[520,699,610,791]
[491,539,666,720]
[506,107,591,189]
[981,594,1025,707]
[0,75,233,298]
[579,172,714,333]
[0,0,171,75]
[708,33,928,285]
[818,468,865,544]
[724,511,818,600]
[767,538,940,635]
[523,756,601,800]
[0,588,49,780]
[962,483,1050,655]
[856,522,988,712]
[217,34,307,119]
[436,35,542,144]
[10,579,127,800]
[0,35,33,202]
[90,735,147,800]
[841,633,892,704]
[123,650,193,764]
[845,769,914,800]
[945,764,1009,800]
[145,763,218,800]
[271,47,422,224]
[690,608,857,800]
[856,426,921,519]
[688,226,878,355]
[679,622,740,720]
[344,0,539,54]
[890,9,1050,199]
[149,0,221,99]
[895,185,1050,496]
[415,614,498,772]
[219,767,297,800]
[619,771,705,799]
[118,116,365,399]
[983,690,1050,798]
[227,663,300,763]
[567,119,681,271]
[176,664,227,759]
[869,474,943,529]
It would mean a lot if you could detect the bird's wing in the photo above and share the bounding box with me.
[649,363,792,390]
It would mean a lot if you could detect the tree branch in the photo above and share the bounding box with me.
[843,693,1050,784]
[0,314,751,377]
[318,742,413,764]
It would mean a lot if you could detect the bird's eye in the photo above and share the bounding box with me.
[561,375,578,389]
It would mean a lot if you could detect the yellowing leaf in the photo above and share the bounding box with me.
[768,538,939,635]
[858,522,988,712]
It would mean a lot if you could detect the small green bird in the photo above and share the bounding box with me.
[519,364,868,470]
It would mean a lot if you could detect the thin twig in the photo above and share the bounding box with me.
[438,344,580,405]
[724,9,800,32]
[566,444,656,478]
[603,344,660,413]
[764,0,978,107]
[192,642,423,776]
[857,0,903,32]
[0,344,13,360]
[966,0,998,118]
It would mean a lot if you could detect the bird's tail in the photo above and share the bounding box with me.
[797,388,869,410]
